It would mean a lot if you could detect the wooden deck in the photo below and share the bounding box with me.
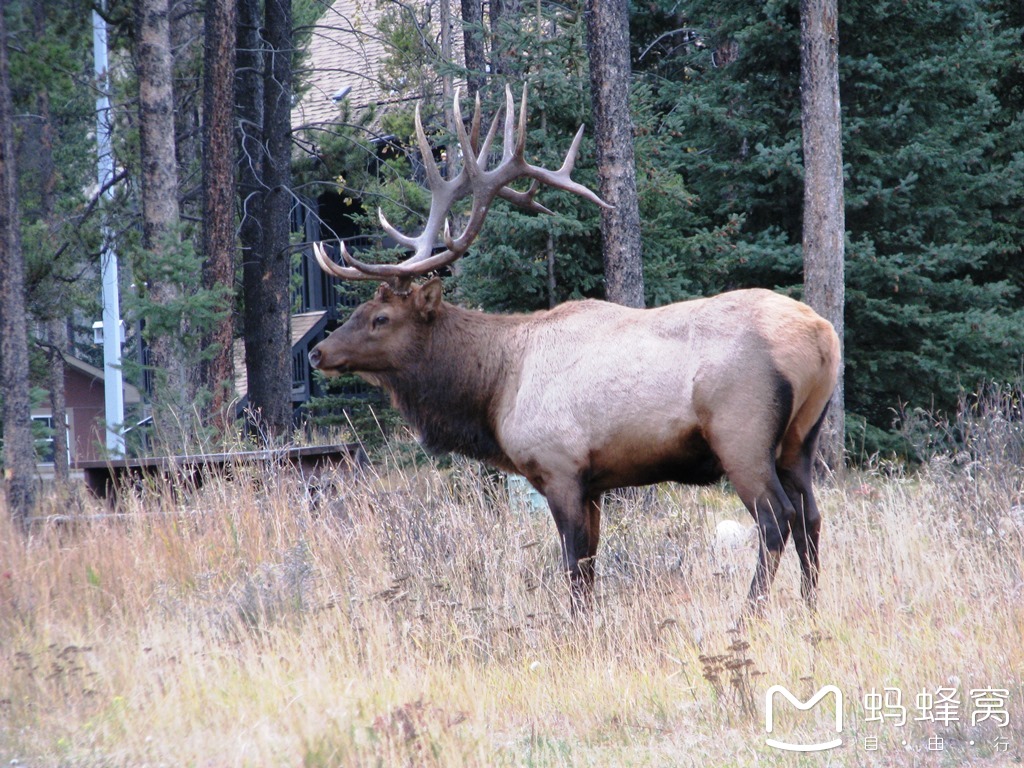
[74,443,367,500]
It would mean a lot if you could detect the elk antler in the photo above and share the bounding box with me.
[313,84,611,285]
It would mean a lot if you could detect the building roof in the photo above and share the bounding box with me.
[64,354,142,404]
[293,0,466,130]
[293,1,392,129]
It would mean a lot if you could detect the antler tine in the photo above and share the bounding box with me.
[454,86,505,179]
[515,84,528,159]
[340,234,465,279]
[454,88,484,181]
[377,208,418,249]
[501,83,520,160]
[523,124,613,210]
[559,125,587,179]
[497,180,554,215]
[469,92,482,155]
[414,102,445,193]
[475,94,503,165]
[314,241,379,281]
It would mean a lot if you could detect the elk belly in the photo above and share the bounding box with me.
[584,426,725,490]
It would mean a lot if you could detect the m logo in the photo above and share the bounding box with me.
[765,684,844,752]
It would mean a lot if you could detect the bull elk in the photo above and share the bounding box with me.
[309,86,841,613]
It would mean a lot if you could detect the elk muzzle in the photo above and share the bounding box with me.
[309,342,346,374]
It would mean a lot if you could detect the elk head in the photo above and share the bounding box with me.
[307,278,443,377]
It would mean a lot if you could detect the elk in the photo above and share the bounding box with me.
[309,86,841,613]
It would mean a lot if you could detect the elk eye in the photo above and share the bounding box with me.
[372,314,389,330]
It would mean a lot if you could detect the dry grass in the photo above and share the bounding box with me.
[1,448,1022,767]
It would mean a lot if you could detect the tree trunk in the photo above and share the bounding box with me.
[201,0,238,438]
[584,0,645,308]
[490,0,520,77]
[800,0,846,473]
[135,0,193,447]
[45,320,69,484]
[241,0,294,441]
[0,6,36,526]
[33,0,69,485]
[236,0,264,425]
[460,0,485,96]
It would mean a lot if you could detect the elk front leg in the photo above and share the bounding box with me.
[544,481,599,613]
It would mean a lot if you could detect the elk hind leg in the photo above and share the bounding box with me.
[778,463,821,609]
[714,449,797,612]
[710,407,798,612]
[742,472,797,612]
[778,408,830,609]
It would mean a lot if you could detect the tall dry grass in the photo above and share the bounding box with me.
[1,439,1022,766]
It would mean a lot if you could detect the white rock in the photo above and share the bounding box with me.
[714,519,756,551]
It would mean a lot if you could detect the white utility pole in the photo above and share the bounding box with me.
[93,5,125,456]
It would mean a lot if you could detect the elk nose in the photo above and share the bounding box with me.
[308,347,322,368]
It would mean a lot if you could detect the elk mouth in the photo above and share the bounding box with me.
[316,366,348,378]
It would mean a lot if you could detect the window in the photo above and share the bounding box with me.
[32,415,69,464]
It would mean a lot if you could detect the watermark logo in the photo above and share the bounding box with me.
[765,684,844,752]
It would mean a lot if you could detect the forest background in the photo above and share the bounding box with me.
[0,0,1022,499]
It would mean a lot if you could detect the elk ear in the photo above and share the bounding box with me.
[414,277,443,322]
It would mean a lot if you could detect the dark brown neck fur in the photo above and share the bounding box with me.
[379,303,528,470]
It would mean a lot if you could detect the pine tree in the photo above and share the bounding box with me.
[800,0,845,470]
[238,0,296,442]
[0,1,35,524]
[585,0,645,307]
[652,0,1024,455]
[200,0,237,437]
[134,0,198,446]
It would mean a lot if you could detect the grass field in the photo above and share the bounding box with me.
[1,441,1022,767]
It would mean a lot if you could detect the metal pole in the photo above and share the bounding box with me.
[93,5,125,456]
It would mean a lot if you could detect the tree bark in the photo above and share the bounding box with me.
[136,0,193,446]
[33,0,69,485]
[584,0,645,308]
[201,0,238,437]
[0,5,36,525]
[490,0,520,77]
[241,0,294,441]
[235,0,264,426]
[45,320,69,484]
[800,0,846,473]
[460,0,485,96]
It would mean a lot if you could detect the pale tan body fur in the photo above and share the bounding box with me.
[497,289,837,494]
